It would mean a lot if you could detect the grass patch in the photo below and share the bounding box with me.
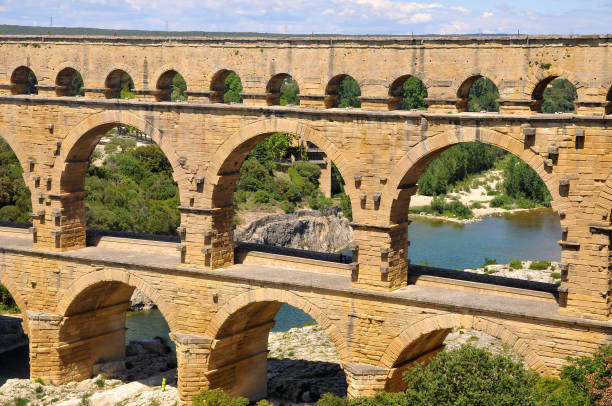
[529,261,551,270]
[509,259,522,269]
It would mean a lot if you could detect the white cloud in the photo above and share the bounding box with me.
[235,9,266,16]
[322,8,335,15]
[409,13,432,23]
[451,6,469,13]
[483,11,493,18]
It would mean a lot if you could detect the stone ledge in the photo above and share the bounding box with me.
[342,362,389,376]
[1,94,610,123]
[2,233,610,330]
[170,333,213,346]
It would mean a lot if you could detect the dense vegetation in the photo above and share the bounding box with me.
[85,137,180,235]
[193,345,612,406]
[0,138,30,222]
[0,285,19,313]
[542,78,577,113]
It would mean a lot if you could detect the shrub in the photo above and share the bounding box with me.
[550,272,562,280]
[490,195,506,208]
[339,193,353,221]
[292,161,321,185]
[483,257,497,266]
[470,201,483,209]
[280,200,296,214]
[253,190,270,204]
[288,166,305,189]
[192,389,249,406]
[316,393,348,406]
[402,345,539,406]
[509,259,522,269]
[529,261,551,270]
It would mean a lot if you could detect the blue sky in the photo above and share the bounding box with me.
[0,0,610,35]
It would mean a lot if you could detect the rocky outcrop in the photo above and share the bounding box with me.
[129,290,156,311]
[235,208,353,253]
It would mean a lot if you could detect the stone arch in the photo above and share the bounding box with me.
[206,287,348,360]
[10,66,37,95]
[591,172,612,226]
[56,268,177,331]
[265,73,299,106]
[152,64,189,102]
[209,69,242,103]
[528,67,581,111]
[378,125,559,224]
[54,63,85,97]
[54,110,187,193]
[203,117,358,214]
[0,272,29,325]
[455,75,500,112]
[606,83,612,115]
[325,74,361,108]
[103,67,136,99]
[0,128,29,180]
[388,74,428,110]
[379,314,552,376]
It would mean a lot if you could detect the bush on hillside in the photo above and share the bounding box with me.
[402,345,540,406]
[192,389,248,406]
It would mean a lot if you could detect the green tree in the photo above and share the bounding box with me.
[418,143,506,196]
[224,72,243,104]
[338,76,361,108]
[280,76,300,106]
[468,77,499,112]
[119,72,135,99]
[171,73,187,101]
[403,345,539,406]
[541,78,577,113]
[70,71,85,96]
[502,156,551,206]
[0,138,31,222]
[25,71,38,95]
[398,76,428,110]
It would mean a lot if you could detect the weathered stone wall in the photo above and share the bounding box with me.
[1,237,610,403]
[0,35,611,403]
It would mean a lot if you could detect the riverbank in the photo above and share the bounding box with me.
[409,206,534,224]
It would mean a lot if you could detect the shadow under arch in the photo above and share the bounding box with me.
[55,67,84,97]
[10,66,37,95]
[55,271,177,381]
[155,69,186,102]
[210,69,240,103]
[378,314,552,392]
[104,68,135,99]
[378,126,560,224]
[204,287,347,400]
[606,85,612,115]
[0,272,29,330]
[203,117,358,214]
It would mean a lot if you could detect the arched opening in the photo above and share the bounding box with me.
[224,132,352,255]
[55,67,84,97]
[389,138,561,290]
[325,74,361,108]
[388,75,427,111]
[607,86,612,115]
[156,70,187,102]
[59,122,181,253]
[207,301,346,403]
[10,66,38,95]
[0,284,29,385]
[0,136,31,224]
[531,76,577,113]
[385,326,532,394]
[457,75,499,112]
[58,280,176,385]
[210,69,243,104]
[266,73,299,106]
[104,69,135,99]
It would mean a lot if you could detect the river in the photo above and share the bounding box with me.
[0,209,560,384]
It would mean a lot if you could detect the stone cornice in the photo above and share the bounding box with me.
[0,94,610,123]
